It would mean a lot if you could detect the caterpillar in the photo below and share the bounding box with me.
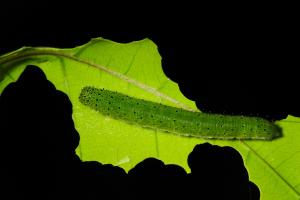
[79,86,282,140]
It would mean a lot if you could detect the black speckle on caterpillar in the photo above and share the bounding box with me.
[79,86,282,140]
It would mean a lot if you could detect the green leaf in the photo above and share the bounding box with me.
[1,38,299,200]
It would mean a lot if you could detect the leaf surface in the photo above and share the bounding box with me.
[0,38,299,199]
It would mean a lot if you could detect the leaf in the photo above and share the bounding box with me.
[0,38,299,200]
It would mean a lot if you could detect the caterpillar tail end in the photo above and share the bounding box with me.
[263,123,283,141]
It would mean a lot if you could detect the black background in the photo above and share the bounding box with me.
[1,2,298,199]
[1,1,299,120]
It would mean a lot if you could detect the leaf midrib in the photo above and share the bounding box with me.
[0,47,197,112]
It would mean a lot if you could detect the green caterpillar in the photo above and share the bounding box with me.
[79,86,282,140]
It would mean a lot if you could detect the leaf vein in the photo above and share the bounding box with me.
[241,141,300,197]
[0,48,197,111]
